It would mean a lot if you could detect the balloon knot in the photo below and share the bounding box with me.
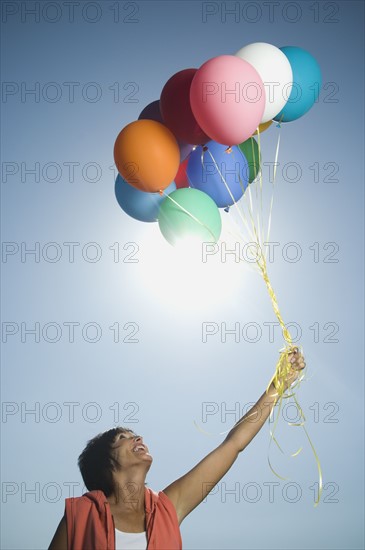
[202,146,208,152]
[158,189,164,196]
[225,146,232,154]
[276,123,281,128]
[224,206,230,213]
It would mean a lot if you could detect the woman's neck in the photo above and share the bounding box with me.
[107,472,146,515]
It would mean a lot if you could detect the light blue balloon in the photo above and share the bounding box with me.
[115,174,176,223]
[274,46,322,122]
[187,141,249,208]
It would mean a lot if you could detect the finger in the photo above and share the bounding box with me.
[295,360,306,370]
[288,348,300,358]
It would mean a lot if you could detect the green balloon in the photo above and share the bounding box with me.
[158,188,221,246]
[238,137,261,183]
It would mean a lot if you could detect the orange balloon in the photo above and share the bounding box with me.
[114,120,180,193]
[253,120,273,135]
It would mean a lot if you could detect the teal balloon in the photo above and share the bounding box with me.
[115,174,176,223]
[274,47,322,122]
[158,188,222,246]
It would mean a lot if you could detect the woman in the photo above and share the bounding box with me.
[49,349,305,550]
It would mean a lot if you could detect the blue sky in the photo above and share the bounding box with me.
[1,1,364,549]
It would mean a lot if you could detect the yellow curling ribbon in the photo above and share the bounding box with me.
[256,125,323,507]
[193,129,323,507]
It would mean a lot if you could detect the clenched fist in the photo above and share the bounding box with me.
[284,347,306,389]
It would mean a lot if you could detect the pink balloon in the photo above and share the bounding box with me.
[190,55,266,145]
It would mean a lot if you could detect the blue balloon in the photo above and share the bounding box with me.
[187,141,249,208]
[115,174,176,223]
[274,46,322,122]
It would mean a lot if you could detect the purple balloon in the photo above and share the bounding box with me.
[139,100,193,162]
[138,100,163,124]
[179,142,193,162]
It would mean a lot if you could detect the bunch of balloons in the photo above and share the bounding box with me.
[114,42,321,246]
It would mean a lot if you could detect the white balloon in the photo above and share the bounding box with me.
[235,42,293,123]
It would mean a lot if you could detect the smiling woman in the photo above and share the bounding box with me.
[48,350,305,550]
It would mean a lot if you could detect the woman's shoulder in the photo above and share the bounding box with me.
[66,489,106,501]
[65,489,108,513]
[144,486,177,513]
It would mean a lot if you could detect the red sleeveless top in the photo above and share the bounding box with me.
[65,487,182,550]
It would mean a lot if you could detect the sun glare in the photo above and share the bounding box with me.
[137,229,245,313]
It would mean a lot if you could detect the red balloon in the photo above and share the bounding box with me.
[160,69,209,146]
[174,157,190,189]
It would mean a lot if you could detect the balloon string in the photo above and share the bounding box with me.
[193,132,323,507]
[250,132,322,504]
[293,392,323,506]
[257,253,291,347]
[229,147,263,251]
[254,125,264,249]
[265,121,282,260]
[254,194,323,506]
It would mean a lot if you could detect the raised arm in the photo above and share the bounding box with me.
[163,349,305,523]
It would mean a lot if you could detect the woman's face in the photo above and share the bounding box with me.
[111,430,153,470]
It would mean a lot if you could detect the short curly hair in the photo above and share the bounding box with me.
[78,426,136,497]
